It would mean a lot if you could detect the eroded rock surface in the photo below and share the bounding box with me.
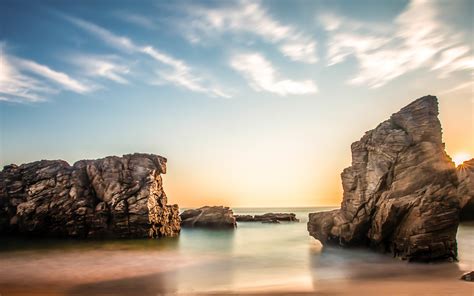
[308,96,460,261]
[456,159,474,221]
[0,153,180,238]
[180,206,236,228]
[235,213,299,223]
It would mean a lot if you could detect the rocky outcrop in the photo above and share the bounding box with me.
[235,213,299,223]
[180,206,236,228]
[0,153,181,238]
[456,159,474,221]
[308,96,460,261]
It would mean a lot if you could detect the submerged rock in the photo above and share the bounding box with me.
[0,153,181,238]
[456,159,474,221]
[308,96,460,261]
[460,271,474,281]
[180,206,236,228]
[235,213,299,223]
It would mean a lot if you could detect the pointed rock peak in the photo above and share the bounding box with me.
[390,95,442,144]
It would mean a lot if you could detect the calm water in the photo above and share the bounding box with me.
[0,207,473,295]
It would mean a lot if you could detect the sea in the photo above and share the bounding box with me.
[0,207,472,295]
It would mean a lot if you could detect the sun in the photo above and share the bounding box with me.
[452,152,471,166]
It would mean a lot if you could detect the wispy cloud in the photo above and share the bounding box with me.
[230,52,318,96]
[0,44,92,103]
[183,0,318,64]
[71,54,131,84]
[64,15,137,52]
[320,0,473,88]
[15,58,91,93]
[63,14,230,98]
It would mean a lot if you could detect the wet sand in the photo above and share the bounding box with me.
[1,216,472,295]
[0,247,471,296]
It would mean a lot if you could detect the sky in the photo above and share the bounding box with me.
[0,0,473,207]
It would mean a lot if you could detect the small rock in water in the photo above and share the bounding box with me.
[461,271,474,282]
[180,206,236,229]
[235,213,299,222]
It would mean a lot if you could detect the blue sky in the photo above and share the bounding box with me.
[1,0,473,206]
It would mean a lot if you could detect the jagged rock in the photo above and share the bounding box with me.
[308,96,460,261]
[235,214,254,222]
[456,159,474,221]
[235,213,299,223]
[180,206,236,228]
[0,153,181,238]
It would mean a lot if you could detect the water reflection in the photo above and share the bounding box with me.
[175,228,236,292]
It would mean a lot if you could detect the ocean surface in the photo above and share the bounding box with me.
[0,207,473,295]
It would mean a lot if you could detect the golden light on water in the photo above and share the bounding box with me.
[452,152,471,166]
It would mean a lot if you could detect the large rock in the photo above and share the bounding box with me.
[308,96,460,261]
[180,206,236,228]
[0,153,181,238]
[456,159,474,221]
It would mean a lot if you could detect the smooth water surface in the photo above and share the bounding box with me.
[0,207,472,295]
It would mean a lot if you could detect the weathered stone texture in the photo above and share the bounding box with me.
[308,96,460,261]
[180,206,236,228]
[0,153,180,238]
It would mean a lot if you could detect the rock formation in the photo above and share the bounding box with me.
[456,159,474,221]
[308,95,460,261]
[235,213,299,223]
[0,153,181,238]
[180,206,236,228]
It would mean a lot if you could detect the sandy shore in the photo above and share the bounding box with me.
[0,251,471,296]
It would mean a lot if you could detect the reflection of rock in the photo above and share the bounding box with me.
[180,206,236,228]
[456,159,474,221]
[262,219,280,224]
[460,271,474,281]
[308,96,460,261]
[0,153,181,238]
[235,213,299,223]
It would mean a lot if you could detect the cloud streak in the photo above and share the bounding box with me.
[71,54,131,84]
[183,0,318,64]
[63,14,230,98]
[230,53,318,96]
[0,44,92,103]
[320,0,473,88]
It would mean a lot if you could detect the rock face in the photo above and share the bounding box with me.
[456,159,474,221]
[308,96,460,261]
[0,153,181,238]
[235,213,299,223]
[180,206,236,228]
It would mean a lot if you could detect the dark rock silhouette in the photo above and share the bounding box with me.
[456,158,474,221]
[308,96,460,261]
[180,206,236,228]
[0,153,180,238]
[235,213,299,223]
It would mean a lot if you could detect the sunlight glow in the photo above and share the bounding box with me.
[453,152,471,166]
